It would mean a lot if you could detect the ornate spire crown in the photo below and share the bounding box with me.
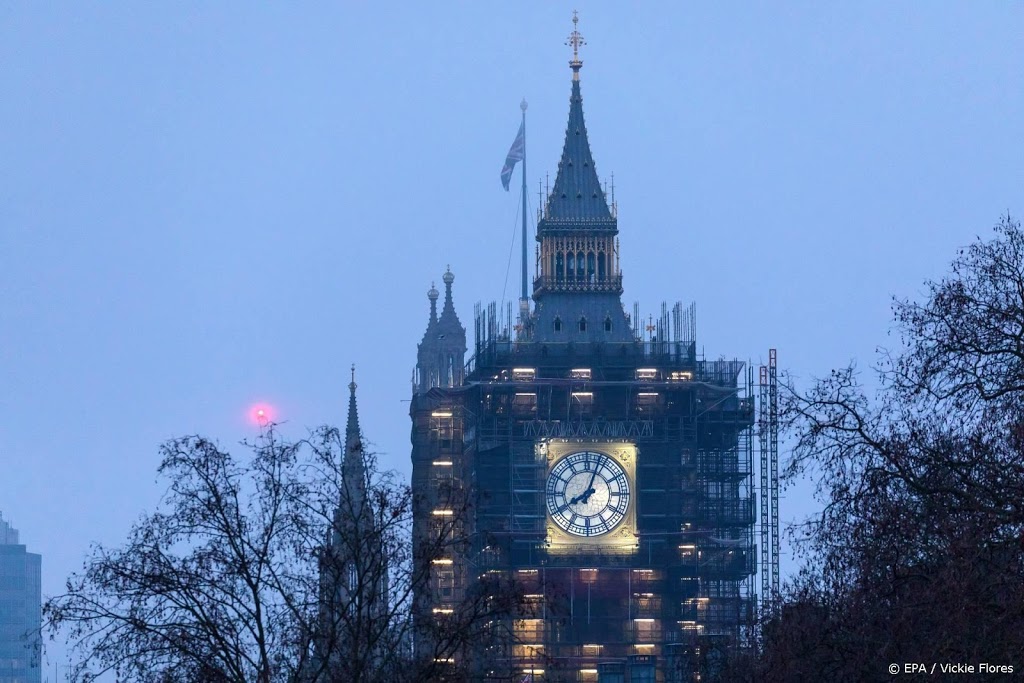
[567,9,585,81]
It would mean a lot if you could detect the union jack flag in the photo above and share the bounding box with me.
[500,121,525,190]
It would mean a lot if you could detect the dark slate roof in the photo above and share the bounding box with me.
[543,77,614,224]
[530,292,634,344]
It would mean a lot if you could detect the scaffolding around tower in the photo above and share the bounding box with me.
[411,298,760,680]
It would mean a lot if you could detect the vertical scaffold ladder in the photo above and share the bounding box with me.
[759,349,781,612]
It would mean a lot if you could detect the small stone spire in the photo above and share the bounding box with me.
[342,365,366,513]
[442,266,456,314]
[428,281,439,324]
[346,364,360,450]
[322,363,387,651]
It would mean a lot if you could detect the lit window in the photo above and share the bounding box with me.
[513,392,538,413]
[436,567,455,598]
[637,391,659,408]
[570,368,592,380]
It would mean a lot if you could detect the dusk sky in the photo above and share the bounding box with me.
[2,3,1022,673]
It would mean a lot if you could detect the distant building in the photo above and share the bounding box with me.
[410,15,760,683]
[0,515,42,683]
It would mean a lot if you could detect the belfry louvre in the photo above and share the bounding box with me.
[410,18,766,683]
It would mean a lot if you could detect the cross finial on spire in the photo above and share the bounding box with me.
[349,364,357,393]
[567,10,585,79]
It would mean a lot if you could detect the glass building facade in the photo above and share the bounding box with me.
[0,516,41,683]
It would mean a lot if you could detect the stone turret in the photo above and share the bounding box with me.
[414,267,467,393]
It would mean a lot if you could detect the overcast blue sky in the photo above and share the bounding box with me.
[2,2,1022,673]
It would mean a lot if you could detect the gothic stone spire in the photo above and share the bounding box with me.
[342,365,367,514]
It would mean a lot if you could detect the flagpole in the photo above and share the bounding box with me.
[519,98,529,307]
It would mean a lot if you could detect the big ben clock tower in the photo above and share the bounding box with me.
[411,15,757,683]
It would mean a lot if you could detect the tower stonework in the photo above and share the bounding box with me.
[415,270,467,394]
[411,19,755,682]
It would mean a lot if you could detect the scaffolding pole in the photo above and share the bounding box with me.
[769,349,780,599]
[758,365,769,609]
[758,349,781,613]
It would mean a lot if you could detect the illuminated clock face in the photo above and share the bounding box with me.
[546,451,630,537]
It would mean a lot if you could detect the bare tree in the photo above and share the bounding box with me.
[740,215,1024,680]
[46,426,516,683]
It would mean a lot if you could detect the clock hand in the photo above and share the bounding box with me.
[578,487,597,504]
[568,488,592,506]
[579,458,602,503]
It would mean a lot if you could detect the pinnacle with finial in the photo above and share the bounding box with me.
[349,364,357,393]
[567,10,585,77]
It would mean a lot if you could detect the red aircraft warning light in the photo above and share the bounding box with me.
[249,403,276,426]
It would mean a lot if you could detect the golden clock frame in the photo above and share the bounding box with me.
[539,439,639,554]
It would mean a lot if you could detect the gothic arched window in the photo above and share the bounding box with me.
[566,252,575,279]
[576,253,585,280]
[587,252,595,281]
[578,317,587,332]
[553,316,562,333]
[556,252,564,281]
[598,252,606,280]
[604,316,613,332]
